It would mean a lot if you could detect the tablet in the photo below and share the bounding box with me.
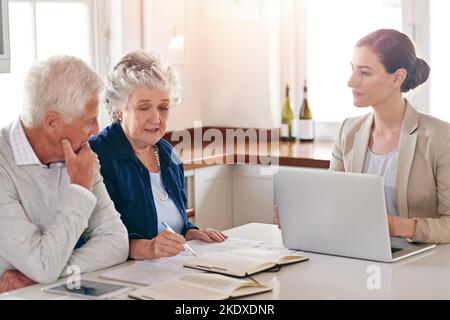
[43,280,130,300]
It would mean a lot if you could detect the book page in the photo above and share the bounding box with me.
[226,248,285,261]
[184,252,270,276]
[180,273,255,295]
[130,279,226,300]
[140,237,266,265]
[129,273,268,300]
[184,238,266,256]
[101,262,200,286]
[225,248,307,265]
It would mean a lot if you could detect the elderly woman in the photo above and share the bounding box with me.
[90,51,227,260]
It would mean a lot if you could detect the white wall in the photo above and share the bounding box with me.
[97,0,143,128]
[143,0,283,130]
[402,0,430,114]
[199,0,280,128]
[109,0,143,63]
[105,0,285,130]
[143,0,203,131]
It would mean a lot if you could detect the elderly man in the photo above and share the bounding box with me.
[0,55,129,293]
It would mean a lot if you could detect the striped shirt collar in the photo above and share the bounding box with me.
[9,118,64,168]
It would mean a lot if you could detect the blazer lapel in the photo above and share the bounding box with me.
[350,114,373,173]
[396,102,419,218]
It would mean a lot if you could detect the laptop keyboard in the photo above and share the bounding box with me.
[390,237,413,254]
[391,247,403,254]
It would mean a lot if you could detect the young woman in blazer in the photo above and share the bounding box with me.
[331,29,450,244]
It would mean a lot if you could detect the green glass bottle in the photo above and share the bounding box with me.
[299,80,314,141]
[281,85,295,141]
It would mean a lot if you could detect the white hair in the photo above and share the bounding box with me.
[104,50,181,122]
[21,55,103,128]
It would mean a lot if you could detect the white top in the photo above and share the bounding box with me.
[149,172,184,235]
[363,148,399,216]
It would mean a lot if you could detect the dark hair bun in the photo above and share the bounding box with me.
[415,58,430,87]
[402,58,430,92]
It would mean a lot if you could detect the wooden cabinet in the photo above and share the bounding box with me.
[232,165,274,227]
[193,165,233,230]
[189,165,273,231]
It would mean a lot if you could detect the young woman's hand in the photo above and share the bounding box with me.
[387,215,417,239]
[274,204,281,229]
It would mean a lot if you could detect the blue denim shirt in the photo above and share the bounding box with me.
[89,122,197,239]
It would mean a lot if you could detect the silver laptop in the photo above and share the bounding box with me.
[274,167,435,262]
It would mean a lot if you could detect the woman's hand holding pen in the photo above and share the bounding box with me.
[129,231,186,260]
[147,231,187,259]
[129,226,227,260]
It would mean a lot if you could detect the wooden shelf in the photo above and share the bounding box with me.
[186,208,195,219]
[177,140,333,170]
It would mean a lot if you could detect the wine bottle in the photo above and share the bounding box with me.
[281,84,295,141]
[298,80,314,141]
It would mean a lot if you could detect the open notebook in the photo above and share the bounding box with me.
[128,273,272,300]
[183,248,308,277]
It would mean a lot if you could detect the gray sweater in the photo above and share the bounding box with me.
[0,124,129,283]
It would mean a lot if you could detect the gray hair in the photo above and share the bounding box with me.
[104,50,181,122]
[21,55,103,128]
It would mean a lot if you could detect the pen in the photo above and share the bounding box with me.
[162,222,198,257]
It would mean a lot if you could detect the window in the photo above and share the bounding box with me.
[304,0,403,123]
[0,0,11,73]
[0,0,95,128]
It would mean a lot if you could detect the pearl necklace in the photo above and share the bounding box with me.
[152,145,169,201]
